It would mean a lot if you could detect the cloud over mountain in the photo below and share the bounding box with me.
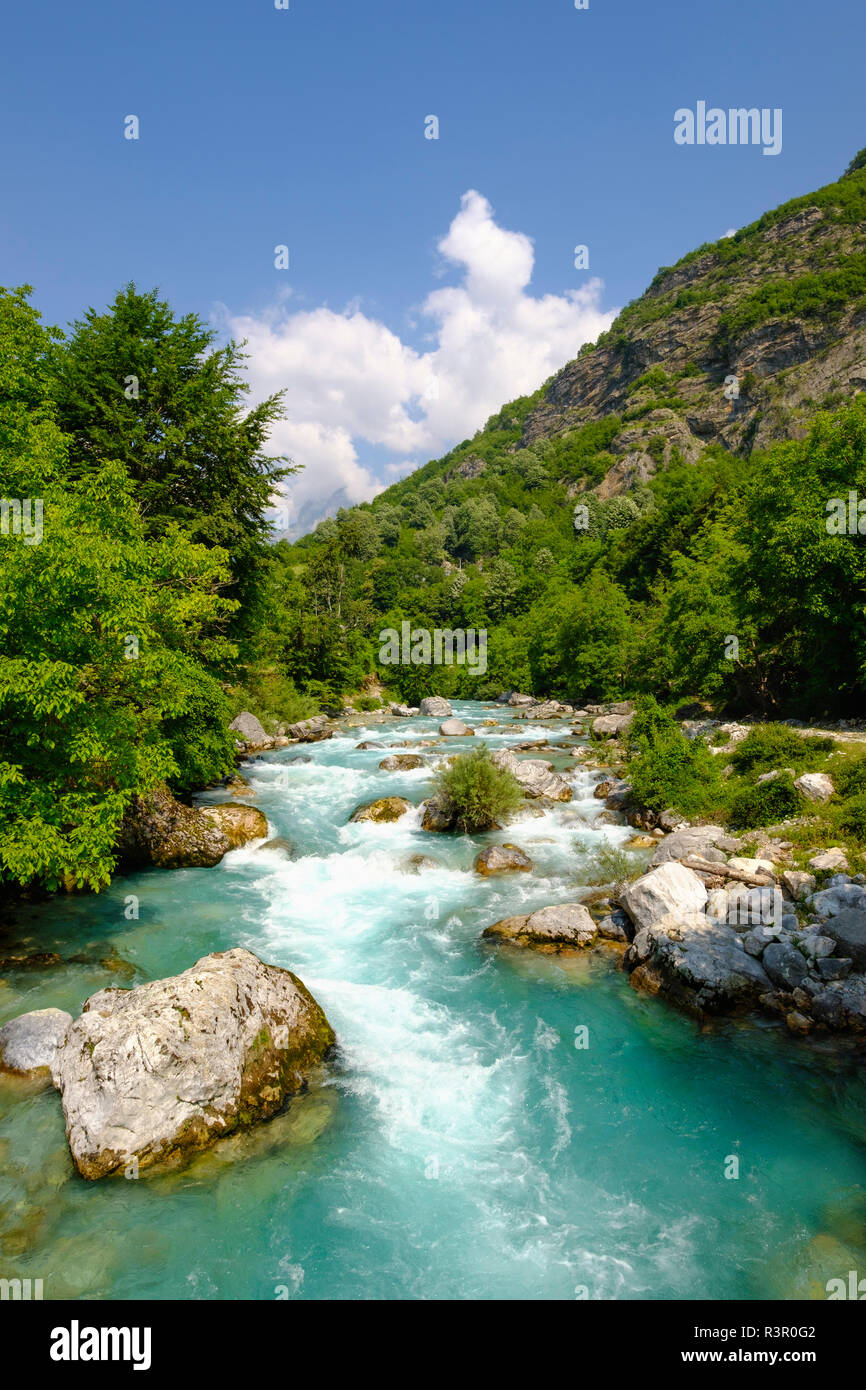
[227,190,617,536]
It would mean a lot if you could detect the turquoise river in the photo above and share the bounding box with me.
[1,701,865,1300]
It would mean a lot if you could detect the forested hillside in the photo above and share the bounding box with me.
[266,151,866,714]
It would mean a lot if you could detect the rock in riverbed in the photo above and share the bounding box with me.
[52,949,335,1179]
[378,754,424,771]
[474,845,533,875]
[0,1008,72,1078]
[620,861,708,932]
[350,796,413,823]
[116,783,232,869]
[625,910,771,1014]
[491,749,572,801]
[483,903,597,949]
[419,696,452,717]
[439,718,474,736]
[200,802,268,848]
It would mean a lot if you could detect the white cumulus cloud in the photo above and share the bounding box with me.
[225,190,617,536]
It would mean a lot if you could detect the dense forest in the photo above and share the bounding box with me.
[3,153,866,892]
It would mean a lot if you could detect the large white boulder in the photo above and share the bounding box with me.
[52,949,335,1180]
[794,772,835,802]
[620,861,708,931]
[419,696,452,717]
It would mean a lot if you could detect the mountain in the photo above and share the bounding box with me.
[262,154,866,719]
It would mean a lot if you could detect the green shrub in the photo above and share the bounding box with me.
[355,694,383,711]
[626,696,726,816]
[433,744,524,832]
[831,753,866,798]
[730,724,834,775]
[729,774,802,829]
[836,792,866,841]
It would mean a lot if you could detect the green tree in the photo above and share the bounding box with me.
[50,284,294,648]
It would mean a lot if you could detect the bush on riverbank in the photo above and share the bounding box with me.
[625,697,728,818]
[433,746,524,832]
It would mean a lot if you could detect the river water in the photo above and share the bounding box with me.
[1,701,864,1300]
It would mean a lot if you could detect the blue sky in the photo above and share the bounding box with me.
[2,0,864,530]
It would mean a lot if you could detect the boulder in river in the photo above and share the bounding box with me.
[116,783,231,870]
[483,903,597,949]
[419,696,452,717]
[491,749,572,802]
[439,718,474,736]
[286,714,332,742]
[0,1008,72,1078]
[592,712,634,738]
[474,844,533,875]
[200,802,268,849]
[350,796,413,823]
[378,754,424,771]
[625,910,771,1014]
[420,795,455,831]
[52,948,335,1179]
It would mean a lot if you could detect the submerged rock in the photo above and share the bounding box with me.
[0,1008,72,1078]
[350,796,413,823]
[52,948,335,1180]
[258,837,294,858]
[200,802,268,849]
[483,902,597,949]
[474,844,533,875]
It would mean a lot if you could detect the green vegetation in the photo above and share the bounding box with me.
[625,698,726,819]
[432,746,524,832]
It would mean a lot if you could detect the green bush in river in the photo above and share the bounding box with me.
[433,745,524,833]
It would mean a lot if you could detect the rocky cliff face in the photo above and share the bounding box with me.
[520,164,866,495]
